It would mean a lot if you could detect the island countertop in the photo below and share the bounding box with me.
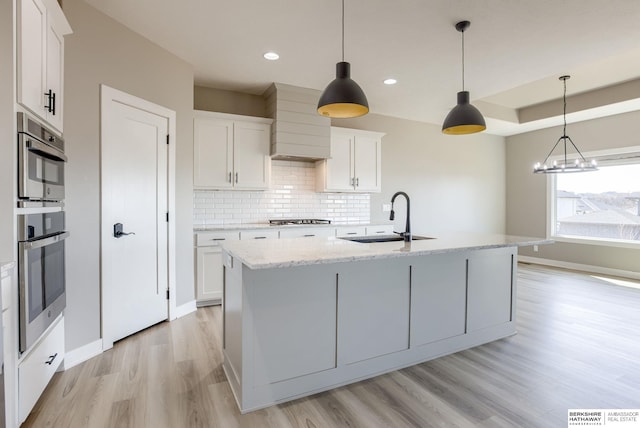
[219,233,552,269]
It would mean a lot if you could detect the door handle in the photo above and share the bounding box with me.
[113,223,135,238]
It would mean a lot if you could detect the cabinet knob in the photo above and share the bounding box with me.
[235,172,239,183]
[228,172,232,183]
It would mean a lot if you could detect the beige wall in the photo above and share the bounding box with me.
[334,115,507,236]
[506,110,640,274]
[0,0,15,263]
[62,0,194,351]
[194,85,265,117]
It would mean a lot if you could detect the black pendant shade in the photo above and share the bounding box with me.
[318,62,369,118]
[442,20,486,135]
[442,91,486,135]
[317,0,369,118]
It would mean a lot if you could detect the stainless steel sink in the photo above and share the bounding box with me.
[338,235,435,243]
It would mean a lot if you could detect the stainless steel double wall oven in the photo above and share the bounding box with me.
[17,112,68,354]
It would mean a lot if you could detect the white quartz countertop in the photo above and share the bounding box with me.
[219,233,553,270]
[194,222,392,232]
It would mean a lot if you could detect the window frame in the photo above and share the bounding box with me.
[546,145,640,249]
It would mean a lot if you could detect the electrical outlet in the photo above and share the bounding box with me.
[382,204,391,212]
[533,245,539,252]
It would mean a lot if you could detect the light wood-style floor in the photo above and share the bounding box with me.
[23,264,640,427]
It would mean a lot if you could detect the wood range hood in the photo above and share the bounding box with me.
[264,82,331,161]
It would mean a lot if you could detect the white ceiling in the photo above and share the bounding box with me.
[84,0,640,136]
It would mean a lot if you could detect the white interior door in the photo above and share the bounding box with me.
[101,90,170,349]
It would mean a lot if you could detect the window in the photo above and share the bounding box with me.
[550,150,640,247]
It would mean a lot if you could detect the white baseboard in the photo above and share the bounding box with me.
[173,300,197,319]
[519,256,640,281]
[63,339,103,371]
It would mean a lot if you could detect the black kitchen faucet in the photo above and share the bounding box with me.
[390,191,411,242]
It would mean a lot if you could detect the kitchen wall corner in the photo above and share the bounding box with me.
[62,0,194,352]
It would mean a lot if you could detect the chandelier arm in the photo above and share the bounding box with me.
[563,77,567,138]
[540,136,564,166]
[565,135,589,162]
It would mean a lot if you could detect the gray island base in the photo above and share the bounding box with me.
[220,233,551,413]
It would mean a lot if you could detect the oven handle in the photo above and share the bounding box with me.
[26,138,68,162]
[22,232,70,250]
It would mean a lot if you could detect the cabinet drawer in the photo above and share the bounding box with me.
[366,225,394,236]
[279,227,335,239]
[19,316,65,423]
[195,231,240,247]
[240,229,279,240]
[335,226,366,237]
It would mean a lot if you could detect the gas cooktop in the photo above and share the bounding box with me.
[269,219,331,226]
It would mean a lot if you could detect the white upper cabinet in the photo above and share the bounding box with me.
[234,121,272,189]
[193,111,272,190]
[194,117,234,189]
[324,131,353,191]
[316,127,384,193]
[17,0,71,134]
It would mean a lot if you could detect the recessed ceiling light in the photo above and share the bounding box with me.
[383,78,397,85]
[263,52,280,61]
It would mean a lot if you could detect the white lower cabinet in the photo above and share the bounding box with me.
[18,316,65,424]
[195,231,240,305]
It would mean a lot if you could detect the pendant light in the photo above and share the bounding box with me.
[317,0,369,118]
[442,20,486,135]
[533,76,598,173]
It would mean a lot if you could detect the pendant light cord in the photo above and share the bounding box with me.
[461,29,465,91]
[562,77,567,138]
[341,0,345,61]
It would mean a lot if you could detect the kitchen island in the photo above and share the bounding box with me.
[220,233,551,413]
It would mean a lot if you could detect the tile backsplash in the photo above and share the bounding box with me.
[193,160,370,227]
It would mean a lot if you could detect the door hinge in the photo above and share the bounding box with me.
[166,289,170,300]
[166,212,169,222]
